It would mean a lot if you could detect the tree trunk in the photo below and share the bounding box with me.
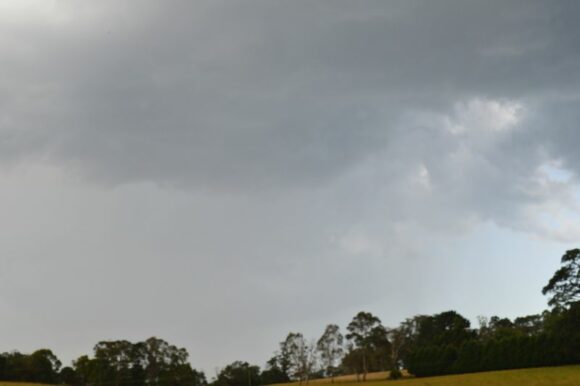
[362,354,367,382]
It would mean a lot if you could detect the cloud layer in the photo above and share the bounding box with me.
[0,0,579,374]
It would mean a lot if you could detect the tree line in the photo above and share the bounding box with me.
[0,337,206,386]
[218,248,580,384]
[1,249,578,385]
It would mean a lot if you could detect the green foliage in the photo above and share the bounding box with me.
[388,368,402,380]
[346,312,383,350]
[317,324,343,381]
[543,249,580,308]
[59,366,77,385]
[0,349,61,384]
[344,312,390,380]
[260,367,288,385]
[406,303,580,377]
[211,361,260,386]
[283,333,317,383]
[415,311,475,348]
[69,337,206,386]
[340,347,363,377]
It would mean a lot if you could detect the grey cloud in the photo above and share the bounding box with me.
[2,0,580,190]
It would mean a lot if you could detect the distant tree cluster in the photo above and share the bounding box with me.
[405,305,580,376]
[0,349,62,384]
[0,249,578,385]
[210,361,260,386]
[0,337,206,386]
[248,248,580,383]
[254,312,393,385]
[405,249,580,377]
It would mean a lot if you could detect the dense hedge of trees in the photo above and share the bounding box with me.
[406,304,580,376]
[403,248,580,377]
[0,249,578,384]
[212,302,577,384]
[0,349,62,384]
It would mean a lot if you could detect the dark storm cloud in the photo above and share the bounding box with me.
[2,0,580,190]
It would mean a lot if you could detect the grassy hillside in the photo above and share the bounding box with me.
[0,383,54,386]
[271,365,580,386]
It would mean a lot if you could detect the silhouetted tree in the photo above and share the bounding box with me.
[345,312,386,381]
[340,346,363,382]
[59,366,78,385]
[260,356,288,385]
[211,361,259,386]
[387,327,406,376]
[543,248,580,308]
[316,324,343,382]
[29,349,62,383]
[284,333,317,385]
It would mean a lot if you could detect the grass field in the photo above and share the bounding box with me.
[0,383,53,386]
[271,365,580,386]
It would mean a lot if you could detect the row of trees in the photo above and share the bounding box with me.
[4,306,576,386]
[404,248,580,377]
[0,338,206,386]
[257,311,394,384]
[1,249,578,385]
[211,248,579,384]
[404,305,580,376]
[254,309,578,383]
[0,349,62,384]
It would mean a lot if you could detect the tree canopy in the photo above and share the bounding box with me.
[543,248,580,308]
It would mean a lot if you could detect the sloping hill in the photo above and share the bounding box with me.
[271,365,580,386]
[0,383,55,386]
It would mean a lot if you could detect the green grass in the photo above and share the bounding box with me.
[0,383,55,386]
[272,365,580,386]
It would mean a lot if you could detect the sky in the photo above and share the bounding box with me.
[1,0,580,376]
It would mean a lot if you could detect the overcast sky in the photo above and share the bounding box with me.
[1,0,580,376]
